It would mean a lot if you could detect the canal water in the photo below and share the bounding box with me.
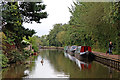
[2,49,120,79]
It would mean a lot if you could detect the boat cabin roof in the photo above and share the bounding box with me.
[77,46,91,52]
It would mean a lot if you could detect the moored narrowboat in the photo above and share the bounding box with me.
[75,46,95,58]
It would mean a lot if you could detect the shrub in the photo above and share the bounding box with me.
[32,45,39,52]
[8,50,25,63]
[0,54,9,68]
[23,49,31,58]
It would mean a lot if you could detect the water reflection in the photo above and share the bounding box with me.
[64,52,92,71]
[109,67,113,78]
[2,49,120,79]
[24,67,29,76]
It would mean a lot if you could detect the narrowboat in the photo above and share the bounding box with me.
[75,46,95,58]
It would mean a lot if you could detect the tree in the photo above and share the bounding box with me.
[68,2,118,52]
[46,2,120,54]
[2,2,47,50]
[109,2,120,53]
[47,24,62,46]
[56,31,66,46]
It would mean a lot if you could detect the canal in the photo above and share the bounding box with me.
[2,49,120,79]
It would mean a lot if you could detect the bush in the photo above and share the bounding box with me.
[23,49,31,58]
[21,41,30,48]
[8,50,25,63]
[32,45,39,52]
[0,54,9,68]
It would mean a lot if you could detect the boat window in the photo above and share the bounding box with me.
[77,47,79,51]
[72,46,77,49]
[86,47,88,51]
[78,47,81,51]
[84,47,85,52]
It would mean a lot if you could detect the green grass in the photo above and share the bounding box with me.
[112,51,119,55]
[92,48,106,53]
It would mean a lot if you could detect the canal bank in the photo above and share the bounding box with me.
[92,51,120,71]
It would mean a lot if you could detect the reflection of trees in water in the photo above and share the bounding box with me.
[40,49,50,59]
[40,50,84,77]
[2,50,119,78]
[27,56,37,72]
[2,64,26,78]
[109,67,112,78]
[2,56,37,78]
[39,50,120,78]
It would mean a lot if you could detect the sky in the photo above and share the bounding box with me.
[23,0,76,37]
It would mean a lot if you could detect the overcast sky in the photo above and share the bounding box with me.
[23,0,76,37]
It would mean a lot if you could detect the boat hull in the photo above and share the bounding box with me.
[74,53,94,63]
[79,52,95,60]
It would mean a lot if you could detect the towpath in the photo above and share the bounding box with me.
[92,51,120,60]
